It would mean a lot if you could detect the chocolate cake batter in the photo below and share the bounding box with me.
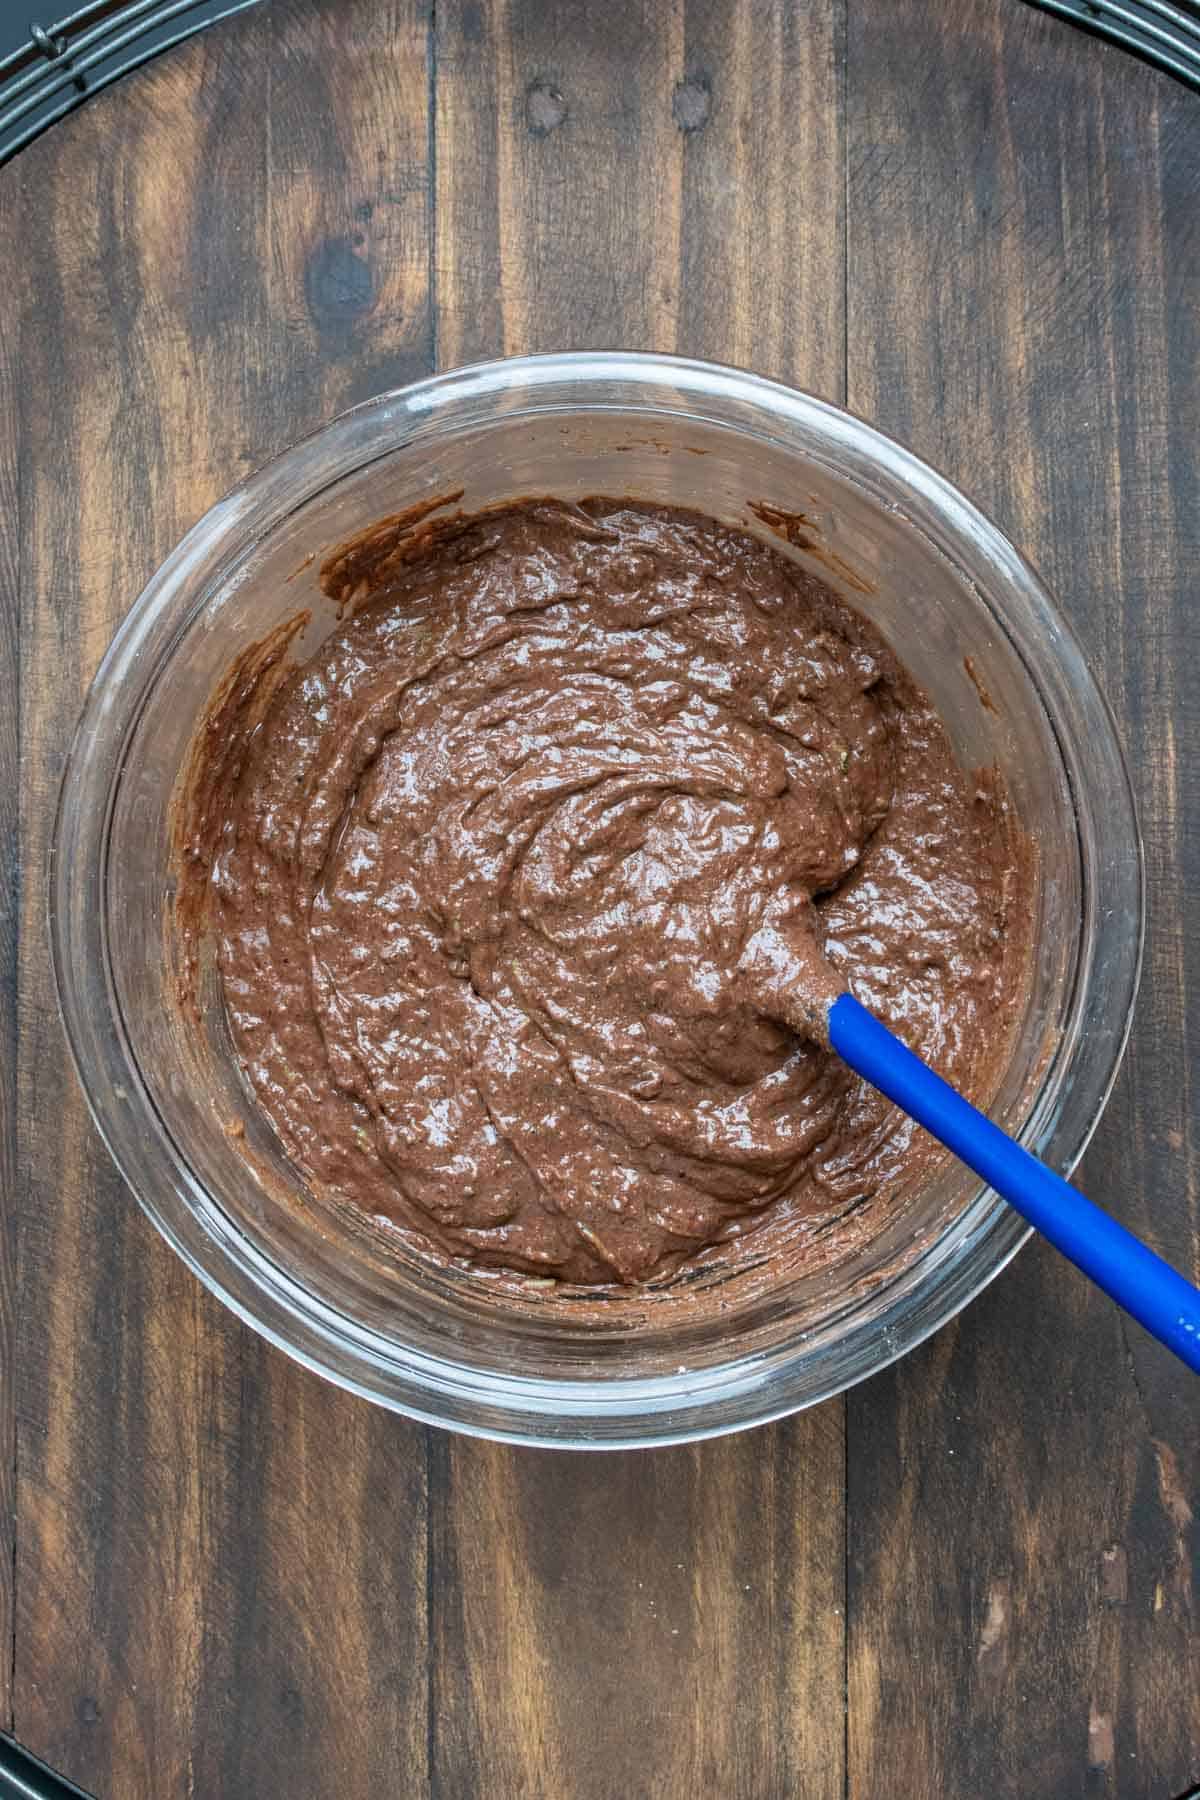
[183,499,1030,1287]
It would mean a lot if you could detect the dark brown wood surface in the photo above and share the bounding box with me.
[844,7,1200,1795]
[0,174,18,1739]
[0,1,1195,1795]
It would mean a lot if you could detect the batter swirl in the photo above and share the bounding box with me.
[193,499,1029,1285]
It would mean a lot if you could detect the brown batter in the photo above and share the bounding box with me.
[181,498,1030,1288]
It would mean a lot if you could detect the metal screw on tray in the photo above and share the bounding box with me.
[28,21,85,90]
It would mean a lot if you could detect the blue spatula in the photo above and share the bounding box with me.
[827,990,1200,1373]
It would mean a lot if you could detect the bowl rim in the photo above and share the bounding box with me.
[49,350,1145,1446]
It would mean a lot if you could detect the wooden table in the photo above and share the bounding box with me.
[0,2,1196,1794]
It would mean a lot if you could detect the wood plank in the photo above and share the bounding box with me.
[845,3,1200,1796]
[432,4,847,1795]
[9,3,433,1795]
[435,0,684,365]
[429,1425,847,1799]
[673,0,846,388]
[0,179,20,1734]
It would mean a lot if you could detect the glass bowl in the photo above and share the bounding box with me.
[50,353,1142,1447]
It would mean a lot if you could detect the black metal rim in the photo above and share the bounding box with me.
[0,1735,91,1800]
[0,0,260,164]
[1028,0,1200,85]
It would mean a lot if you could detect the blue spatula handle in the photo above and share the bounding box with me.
[829,992,1200,1373]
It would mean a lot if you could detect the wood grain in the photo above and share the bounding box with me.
[429,1425,846,1800]
[10,4,433,1796]
[0,175,19,1734]
[672,0,845,386]
[431,5,847,1795]
[435,0,684,365]
[845,3,1200,1797]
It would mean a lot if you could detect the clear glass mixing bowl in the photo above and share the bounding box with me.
[51,353,1142,1446]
